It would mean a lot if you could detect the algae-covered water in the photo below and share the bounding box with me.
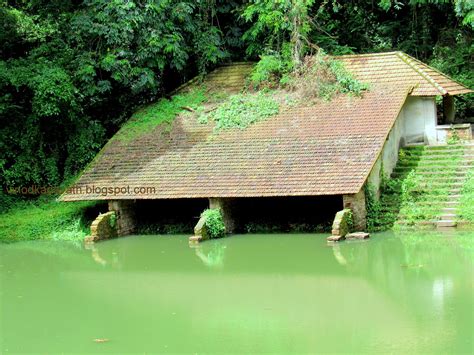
[0,232,473,354]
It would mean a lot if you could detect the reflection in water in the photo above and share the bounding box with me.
[329,243,348,266]
[192,240,227,269]
[85,243,107,266]
[432,277,454,316]
[85,242,121,268]
[0,232,472,353]
[336,231,471,354]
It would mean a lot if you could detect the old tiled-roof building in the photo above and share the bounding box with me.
[61,52,472,236]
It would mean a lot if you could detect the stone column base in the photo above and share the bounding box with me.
[209,197,235,233]
[108,200,136,236]
[342,189,367,231]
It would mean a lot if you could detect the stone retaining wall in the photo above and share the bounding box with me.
[85,211,117,243]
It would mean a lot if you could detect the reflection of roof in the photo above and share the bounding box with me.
[339,51,472,96]
[60,52,471,201]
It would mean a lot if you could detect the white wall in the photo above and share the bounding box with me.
[400,96,437,145]
[367,104,405,198]
[366,96,437,198]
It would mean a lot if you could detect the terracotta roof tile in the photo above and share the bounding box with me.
[339,51,472,96]
[61,83,409,200]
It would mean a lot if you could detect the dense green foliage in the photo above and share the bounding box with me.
[249,49,368,99]
[1,0,472,192]
[0,1,473,240]
[1,0,242,190]
[201,208,226,238]
[0,198,102,243]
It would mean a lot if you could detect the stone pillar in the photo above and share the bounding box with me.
[108,200,135,236]
[443,95,455,124]
[209,197,235,233]
[342,188,367,231]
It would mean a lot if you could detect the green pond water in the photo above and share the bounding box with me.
[0,232,473,354]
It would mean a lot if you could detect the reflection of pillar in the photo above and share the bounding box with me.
[209,198,235,233]
[443,95,455,123]
[108,200,135,236]
[342,189,367,231]
[194,243,226,269]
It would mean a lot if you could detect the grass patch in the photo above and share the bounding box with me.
[199,91,280,131]
[115,88,207,141]
[459,170,474,223]
[0,197,104,243]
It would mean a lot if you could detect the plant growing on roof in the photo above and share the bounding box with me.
[200,92,280,131]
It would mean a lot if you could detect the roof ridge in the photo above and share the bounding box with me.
[335,51,399,59]
[396,52,447,95]
[401,53,472,94]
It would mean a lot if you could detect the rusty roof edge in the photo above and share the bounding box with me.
[334,51,400,59]
[354,86,413,196]
[396,52,447,95]
[404,54,473,96]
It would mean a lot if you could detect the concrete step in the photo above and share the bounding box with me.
[416,157,473,163]
[440,214,457,220]
[445,201,460,207]
[418,153,472,159]
[425,144,472,149]
[395,220,434,227]
[391,171,468,178]
[416,177,466,183]
[381,196,447,204]
[420,182,465,188]
[419,170,468,181]
[392,166,472,173]
[441,207,457,213]
[436,220,457,228]
[397,160,474,167]
[381,196,450,203]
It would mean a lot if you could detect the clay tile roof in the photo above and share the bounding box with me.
[174,62,254,94]
[61,52,471,201]
[339,51,472,96]
[61,84,410,201]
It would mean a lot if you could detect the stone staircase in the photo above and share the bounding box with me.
[374,142,474,230]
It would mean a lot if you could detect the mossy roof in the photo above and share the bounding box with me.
[60,53,471,201]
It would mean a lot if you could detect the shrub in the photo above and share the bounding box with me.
[288,52,368,100]
[250,50,293,88]
[201,208,226,238]
[249,49,368,100]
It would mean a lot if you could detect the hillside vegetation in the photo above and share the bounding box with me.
[0,1,473,242]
